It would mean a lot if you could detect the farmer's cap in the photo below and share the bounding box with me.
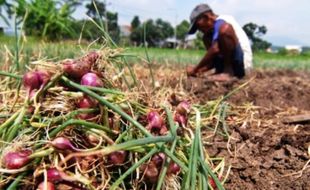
[188,4,212,34]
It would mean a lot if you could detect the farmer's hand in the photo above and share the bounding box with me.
[186,66,197,77]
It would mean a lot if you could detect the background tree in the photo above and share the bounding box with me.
[129,18,173,47]
[193,32,204,49]
[155,18,174,41]
[176,20,190,42]
[130,16,142,46]
[107,11,120,43]
[86,0,105,20]
[84,0,120,43]
[14,0,79,40]
[131,16,140,30]
[243,22,272,51]
[143,19,157,46]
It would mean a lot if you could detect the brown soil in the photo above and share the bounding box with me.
[148,68,310,190]
[185,70,310,110]
[187,70,310,190]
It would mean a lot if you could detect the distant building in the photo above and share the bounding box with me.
[120,25,131,37]
[161,36,196,49]
[266,46,280,53]
[162,37,180,48]
[0,25,9,34]
[284,45,302,54]
[0,24,22,36]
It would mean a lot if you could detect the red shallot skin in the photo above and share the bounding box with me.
[77,96,98,109]
[47,168,62,182]
[81,51,100,65]
[146,111,164,133]
[27,105,35,114]
[4,149,32,169]
[167,162,181,175]
[209,177,216,189]
[76,96,98,120]
[108,117,114,128]
[62,60,92,80]
[29,89,38,99]
[80,73,103,87]
[174,112,188,127]
[37,181,55,190]
[151,153,166,168]
[108,151,127,165]
[50,137,76,151]
[159,124,168,135]
[23,71,40,95]
[143,161,159,183]
[209,176,222,189]
[147,111,158,121]
[23,70,51,99]
[36,70,51,88]
[176,100,191,116]
[62,52,99,80]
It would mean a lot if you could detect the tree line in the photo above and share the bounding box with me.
[0,0,271,50]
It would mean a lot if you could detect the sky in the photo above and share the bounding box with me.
[73,0,310,46]
[0,1,308,46]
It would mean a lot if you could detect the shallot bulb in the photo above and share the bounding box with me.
[80,73,103,87]
[146,111,165,134]
[62,60,92,80]
[108,151,127,165]
[77,96,98,109]
[76,96,98,120]
[50,137,78,151]
[174,113,188,127]
[46,168,76,182]
[151,153,166,168]
[176,101,191,116]
[4,149,32,169]
[81,51,100,65]
[29,89,38,99]
[144,161,159,183]
[23,71,40,96]
[37,181,55,190]
[167,162,181,175]
[209,178,216,189]
[36,70,51,88]
[23,70,51,98]
[47,168,62,182]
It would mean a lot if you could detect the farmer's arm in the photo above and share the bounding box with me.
[187,22,237,76]
[193,40,219,73]
[187,34,220,76]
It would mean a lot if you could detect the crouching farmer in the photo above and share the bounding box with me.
[186,4,253,81]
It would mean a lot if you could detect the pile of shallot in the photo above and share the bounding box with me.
[0,50,226,190]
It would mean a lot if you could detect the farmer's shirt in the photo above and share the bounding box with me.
[212,15,253,70]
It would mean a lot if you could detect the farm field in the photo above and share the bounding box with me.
[0,37,310,189]
[1,35,310,70]
[145,66,310,189]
